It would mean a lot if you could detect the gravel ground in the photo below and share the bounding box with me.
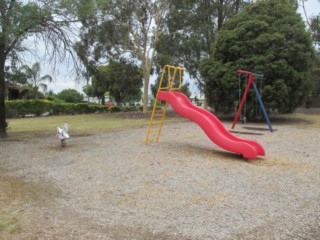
[0,116,319,239]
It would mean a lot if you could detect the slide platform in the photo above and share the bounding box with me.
[157,91,265,159]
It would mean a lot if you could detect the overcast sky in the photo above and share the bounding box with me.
[42,0,320,95]
[299,0,320,16]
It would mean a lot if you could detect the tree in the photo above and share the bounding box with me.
[5,66,28,85]
[155,0,250,93]
[56,89,84,103]
[311,15,320,47]
[83,84,95,101]
[75,0,170,113]
[309,15,320,104]
[298,0,320,106]
[0,0,83,137]
[91,67,109,104]
[92,59,143,104]
[299,0,320,105]
[105,60,143,104]
[20,62,52,99]
[150,76,191,99]
[200,0,316,115]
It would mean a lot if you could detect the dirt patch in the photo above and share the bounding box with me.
[0,166,190,239]
[0,167,62,236]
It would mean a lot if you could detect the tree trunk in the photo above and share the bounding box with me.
[217,0,224,30]
[143,76,149,113]
[0,46,7,137]
[203,97,208,110]
[34,86,39,100]
[233,0,241,14]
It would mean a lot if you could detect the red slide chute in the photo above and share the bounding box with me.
[157,91,265,159]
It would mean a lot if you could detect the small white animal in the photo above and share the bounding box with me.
[57,124,70,147]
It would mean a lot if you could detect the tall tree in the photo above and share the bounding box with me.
[20,62,52,99]
[104,59,143,104]
[200,0,316,115]
[150,73,191,99]
[310,15,320,47]
[155,0,250,93]
[5,66,28,85]
[56,89,84,103]
[91,59,143,104]
[75,0,170,113]
[91,67,109,104]
[299,0,320,104]
[309,15,320,103]
[0,0,82,137]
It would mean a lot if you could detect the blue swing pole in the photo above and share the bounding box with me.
[252,81,273,132]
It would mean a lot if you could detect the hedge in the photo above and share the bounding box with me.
[5,100,53,118]
[4,100,143,118]
[52,103,109,115]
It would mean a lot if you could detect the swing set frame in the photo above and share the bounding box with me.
[232,69,273,132]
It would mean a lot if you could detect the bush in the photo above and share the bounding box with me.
[89,104,109,113]
[5,100,139,118]
[30,100,53,116]
[52,103,75,115]
[5,103,19,118]
[120,106,137,112]
[56,89,84,103]
[109,106,121,112]
[74,103,91,114]
[74,103,109,114]
[52,103,109,115]
[5,100,53,118]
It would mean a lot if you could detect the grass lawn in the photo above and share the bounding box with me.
[287,113,320,128]
[5,112,320,136]
[6,113,150,134]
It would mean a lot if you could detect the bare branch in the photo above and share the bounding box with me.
[299,0,312,28]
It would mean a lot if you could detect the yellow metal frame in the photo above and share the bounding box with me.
[145,65,185,144]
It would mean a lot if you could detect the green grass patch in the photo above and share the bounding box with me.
[0,168,63,235]
[7,114,150,134]
[0,216,22,234]
[288,113,320,128]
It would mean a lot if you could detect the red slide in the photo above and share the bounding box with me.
[157,91,265,159]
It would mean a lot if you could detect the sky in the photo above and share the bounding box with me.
[37,0,320,95]
[298,0,320,16]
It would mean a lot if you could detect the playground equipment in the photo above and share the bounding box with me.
[145,65,265,159]
[145,65,185,143]
[57,123,70,147]
[232,70,273,132]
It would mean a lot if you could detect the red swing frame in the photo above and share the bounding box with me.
[232,69,256,129]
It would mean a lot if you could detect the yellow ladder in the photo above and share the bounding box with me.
[145,65,185,143]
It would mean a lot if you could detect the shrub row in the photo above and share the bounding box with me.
[5,100,53,118]
[5,100,141,118]
[51,103,108,115]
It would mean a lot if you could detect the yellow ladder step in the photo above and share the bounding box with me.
[145,65,185,144]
